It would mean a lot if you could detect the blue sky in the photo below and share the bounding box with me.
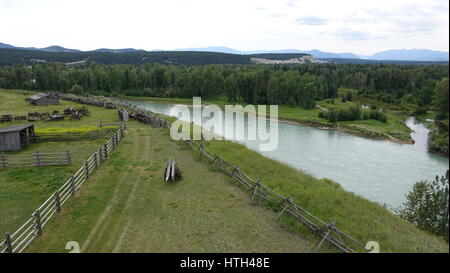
[1,0,448,55]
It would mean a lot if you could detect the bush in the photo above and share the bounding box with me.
[337,106,361,121]
[69,84,83,95]
[414,107,428,116]
[320,106,387,123]
[397,171,449,242]
[319,106,361,122]
[364,109,387,123]
[345,92,353,101]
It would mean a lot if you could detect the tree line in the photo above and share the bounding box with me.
[0,62,447,112]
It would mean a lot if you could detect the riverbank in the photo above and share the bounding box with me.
[118,94,414,144]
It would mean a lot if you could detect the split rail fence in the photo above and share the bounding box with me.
[0,151,71,168]
[62,94,368,253]
[33,128,118,142]
[0,125,125,253]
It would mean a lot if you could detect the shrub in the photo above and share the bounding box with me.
[397,171,449,242]
[414,107,428,116]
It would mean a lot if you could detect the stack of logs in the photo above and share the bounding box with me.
[64,107,90,120]
[129,113,166,128]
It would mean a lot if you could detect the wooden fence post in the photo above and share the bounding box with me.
[66,150,72,165]
[34,152,41,167]
[277,197,292,220]
[98,148,103,163]
[94,152,98,169]
[315,230,331,252]
[4,233,13,253]
[231,165,239,177]
[0,153,6,168]
[84,161,89,178]
[211,154,219,164]
[70,176,76,195]
[120,125,125,137]
[104,144,108,159]
[33,209,42,236]
[54,191,61,213]
[197,143,204,157]
[252,180,261,200]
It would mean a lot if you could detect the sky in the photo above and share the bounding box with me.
[0,0,449,55]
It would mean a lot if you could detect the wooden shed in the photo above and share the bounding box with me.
[0,124,35,152]
[26,93,60,106]
[118,109,129,122]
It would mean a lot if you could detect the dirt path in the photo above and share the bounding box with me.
[80,128,145,251]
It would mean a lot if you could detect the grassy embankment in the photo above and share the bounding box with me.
[119,88,414,143]
[1,89,447,252]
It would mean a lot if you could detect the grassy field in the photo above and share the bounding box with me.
[1,89,447,253]
[120,89,414,142]
[0,89,120,235]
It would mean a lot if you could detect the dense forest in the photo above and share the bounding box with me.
[0,62,447,109]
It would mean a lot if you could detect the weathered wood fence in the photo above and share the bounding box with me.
[0,151,71,168]
[33,128,118,142]
[0,125,125,253]
[61,94,367,252]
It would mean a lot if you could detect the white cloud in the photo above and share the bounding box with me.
[0,0,448,55]
[334,29,371,41]
[296,16,328,26]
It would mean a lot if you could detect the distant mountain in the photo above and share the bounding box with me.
[174,47,360,59]
[40,45,80,52]
[1,42,448,62]
[0,43,79,52]
[173,47,449,61]
[0,42,16,49]
[175,46,244,54]
[92,48,144,53]
[301,50,360,59]
[368,49,449,62]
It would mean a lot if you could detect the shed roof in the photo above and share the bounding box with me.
[0,124,34,134]
[29,93,49,101]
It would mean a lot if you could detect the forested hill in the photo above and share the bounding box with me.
[1,48,447,66]
[0,48,312,66]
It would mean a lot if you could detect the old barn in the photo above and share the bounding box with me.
[26,93,60,106]
[0,124,35,152]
